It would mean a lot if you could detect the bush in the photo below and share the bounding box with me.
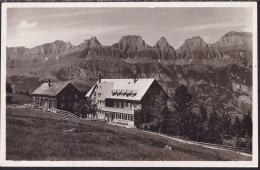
[149,125,155,131]
[149,125,159,132]
[144,125,148,130]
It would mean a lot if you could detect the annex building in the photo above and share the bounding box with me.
[86,75,168,127]
[32,80,82,112]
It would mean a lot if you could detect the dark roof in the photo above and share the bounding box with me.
[32,82,72,96]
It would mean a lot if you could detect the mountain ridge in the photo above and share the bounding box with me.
[6,31,253,117]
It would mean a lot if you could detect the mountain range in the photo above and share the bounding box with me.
[6,31,252,117]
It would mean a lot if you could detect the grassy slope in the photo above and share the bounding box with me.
[6,107,251,161]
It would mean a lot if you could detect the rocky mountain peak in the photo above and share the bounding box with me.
[81,36,102,48]
[178,36,207,51]
[115,35,148,51]
[213,31,252,49]
[89,36,102,47]
[154,36,174,50]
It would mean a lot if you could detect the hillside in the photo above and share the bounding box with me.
[6,31,253,116]
[6,107,251,161]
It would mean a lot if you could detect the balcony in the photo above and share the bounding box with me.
[100,106,141,115]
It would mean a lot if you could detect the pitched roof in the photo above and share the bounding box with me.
[32,82,70,96]
[86,78,156,101]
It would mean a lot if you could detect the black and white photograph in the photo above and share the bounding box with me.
[0,2,258,167]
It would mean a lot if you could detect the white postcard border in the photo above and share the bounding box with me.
[1,2,258,167]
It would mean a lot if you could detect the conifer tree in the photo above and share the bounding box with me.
[221,111,232,137]
[241,110,252,138]
[151,91,168,134]
[206,108,222,143]
[196,105,208,141]
[6,83,13,93]
[173,84,195,137]
[232,115,241,137]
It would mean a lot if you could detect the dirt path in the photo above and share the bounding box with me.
[142,130,252,157]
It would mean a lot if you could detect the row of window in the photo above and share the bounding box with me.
[104,112,134,121]
[98,100,105,105]
[61,94,78,101]
[60,102,73,109]
[112,92,136,97]
[33,96,54,100]
[113,101,141,110]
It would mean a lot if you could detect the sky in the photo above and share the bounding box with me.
[7,7,253,48]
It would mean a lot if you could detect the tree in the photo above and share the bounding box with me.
[6,83,13,93]
[199,105,208,123]
[232,115,241,137]
[196,105,208,141]
[241,110,252,138]
[205,108,222,143]
[73,99,98,118]
[150,91,168,134]
[25,90,30,96]
[172,84,195,137]
[221,111,232,137]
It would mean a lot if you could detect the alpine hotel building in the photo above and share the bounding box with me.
[86,75,169,127]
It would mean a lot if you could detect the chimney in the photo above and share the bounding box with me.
[48,79,51,87]
[134,74,138,83]
[98,74,101,83]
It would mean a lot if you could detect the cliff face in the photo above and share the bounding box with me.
[213,31,252,49]
[6,31,253,116]
[178,36,208,51]
[7,40,73,57]
[7,31,251,66]
[112,35,149,52]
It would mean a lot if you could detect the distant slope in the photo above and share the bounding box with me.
[6,107,251,161]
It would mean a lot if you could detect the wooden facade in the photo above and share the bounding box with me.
[32,82,82,113]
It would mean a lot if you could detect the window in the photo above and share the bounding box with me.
[61,95,65,101]
[94,92,96,96]
[118,102,121,108]
[114,101,117,108]
[128,115,134,121]
[61,103,65,109]
[123,102,126,108]
[75,95,78,100]
[131,93,136,97]
[98,93,101,97]
[69,102,72,108]
[122,114,127,120]
[112,112,115,119]
[69,95,71,100]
